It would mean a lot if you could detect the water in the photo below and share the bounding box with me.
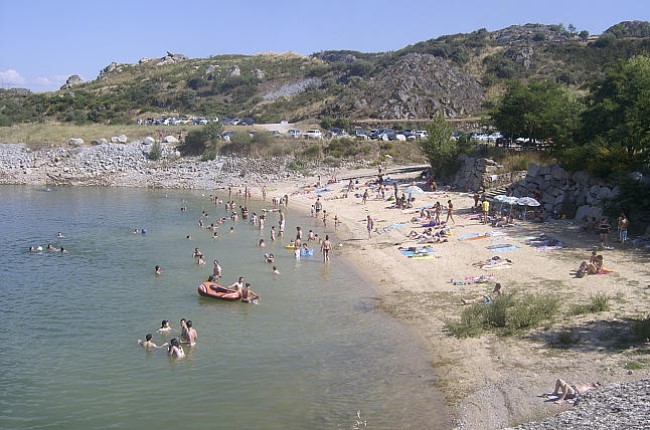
[0,186,449,430]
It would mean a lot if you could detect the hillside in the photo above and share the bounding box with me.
[1,21,649,126]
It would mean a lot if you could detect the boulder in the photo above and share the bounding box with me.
[68,138,84,147]
[143,136,156,145]
[91,138,108,145]
[229,65,241,77]
[60,75,84,90]
[164,135,179,144]
[575,205,602,222]
[111,135,128,143]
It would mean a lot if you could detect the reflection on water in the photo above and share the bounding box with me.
[0,186,449,430]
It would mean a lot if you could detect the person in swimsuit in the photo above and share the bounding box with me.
[138,333,166,350]
[183,320,197,347]
[366,215,374,239]
[157,320,172,333]
[551,379,600,404]
[167,338,185,358]
[179,319,189,344]
[212,260,222,279]
[241,283,260,303]
[321,235,333,262]
[598,218,611,247]
[446,200,455,224]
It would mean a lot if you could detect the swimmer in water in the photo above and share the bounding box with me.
[167,338,185,358]
[157,320,172,333]
[138,333,166,350]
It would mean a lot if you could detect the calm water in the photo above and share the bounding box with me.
[0,186,449,430]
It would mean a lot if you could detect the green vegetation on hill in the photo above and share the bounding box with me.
[1,21,649,127]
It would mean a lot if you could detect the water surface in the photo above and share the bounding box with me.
[0,186,449,429]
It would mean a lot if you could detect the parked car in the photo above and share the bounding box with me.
[287,129,302,138]
[354,129,369,140]
[414,130,428,139]
[304,129,322,139]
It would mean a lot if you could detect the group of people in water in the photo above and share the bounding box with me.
[138,318,198,359]
[28,232,68,253]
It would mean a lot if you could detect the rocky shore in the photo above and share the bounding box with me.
[0,140,330,189]
[507,379,650,430]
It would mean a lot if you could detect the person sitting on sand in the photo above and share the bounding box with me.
[576,254,603,277]
[138,333,167,350]
[461,283,503,305]
[241,283,261,303]
[551,379,600,404]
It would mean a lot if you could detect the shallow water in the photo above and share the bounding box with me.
[0,186,449,430]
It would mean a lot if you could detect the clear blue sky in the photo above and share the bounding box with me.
[1,0,648,92]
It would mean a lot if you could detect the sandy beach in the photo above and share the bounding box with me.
[251,164,650,429]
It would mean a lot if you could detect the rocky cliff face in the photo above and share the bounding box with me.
[359,54,485,119]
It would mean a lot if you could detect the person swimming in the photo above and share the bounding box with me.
[167,338,185,358]
[157,320,171,333]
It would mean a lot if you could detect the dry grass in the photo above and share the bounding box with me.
[0,122,181,147]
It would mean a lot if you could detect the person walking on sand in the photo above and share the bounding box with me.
[321,235,333,262]
[446,200,455,224]
[366,215,374,238]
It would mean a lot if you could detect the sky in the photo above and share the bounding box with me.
[1,0,648,92]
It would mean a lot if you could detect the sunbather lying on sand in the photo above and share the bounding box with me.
[461,283,503,305]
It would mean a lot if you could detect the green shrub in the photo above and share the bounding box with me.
[445,293,559,338]
[569,294,610,316]
[149,141,162,161]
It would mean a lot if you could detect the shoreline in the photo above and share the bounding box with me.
[251,168,650,429]
[2,143,649,428]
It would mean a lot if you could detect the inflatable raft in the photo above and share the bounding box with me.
[197,281,242,301]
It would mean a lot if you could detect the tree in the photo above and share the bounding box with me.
[420,113,457,180]
[489,80,581,147]
[581,55,650,170]
[579,30,590,41]
[568,24,577,34]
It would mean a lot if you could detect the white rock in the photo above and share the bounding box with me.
[68,138,84,146]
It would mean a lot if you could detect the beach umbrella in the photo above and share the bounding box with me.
[494,195,518,213]
[516,196,541,219]
[403,185,425,195]
[403,185,424,201]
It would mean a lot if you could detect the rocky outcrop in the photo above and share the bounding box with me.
[263,78,322,101]
[60,75,84,90]
[490,24,573,45]
[453,157,527,191]
[513,163,619,219]
[228,65,241,77]
[360,53,485,119]
[156,51,188,66]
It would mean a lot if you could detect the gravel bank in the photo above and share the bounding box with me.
[0,141,343,189]
[506,379,650,430]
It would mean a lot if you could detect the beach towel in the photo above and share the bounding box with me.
[466,235,489,241]
[399,247,435,257]
[458,232,480,240]
[486,244,520,252]
[534,246,564,252]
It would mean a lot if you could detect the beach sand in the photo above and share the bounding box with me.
[250,164,650,428]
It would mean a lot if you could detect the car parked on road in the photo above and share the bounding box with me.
[287,129,302,138]
[304,129,322,139]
